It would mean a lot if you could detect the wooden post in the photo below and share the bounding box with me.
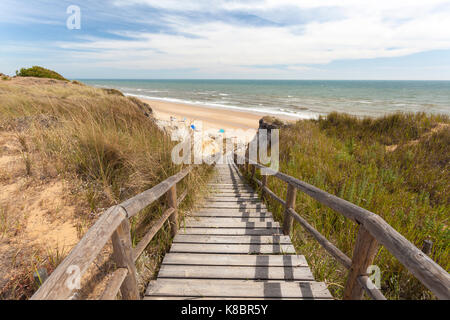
[167,185,178,238]
[111,219,140,300]
[251,164,256,180]
[261,174,267,200]
[344,225,379,300]
[422,240,433,256]
[283,184,296,236]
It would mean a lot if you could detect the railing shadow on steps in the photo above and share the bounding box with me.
[233,152,450,300]
[31,152,221,300]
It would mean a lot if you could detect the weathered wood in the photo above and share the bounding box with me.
[182,220,280,229]
[422,240,433,256]
[133,208,175,262]
[162,253,309,267]
[177,227,283,235]
[344,226,379,300]
[263,186,286,206]
[100,268,128,300]
[191,211,272,218]
[239,155,450,299]
[177,189,188,206]
[158,265,314,281]
[187,217,273,224]
[121,166,191,218]
[167,185,178,238]
[200,204,267,209]
[31,206,127,300]
[170,243,296,254]
[251,164,256,180]
[173,234,292,244]
[261,175,268,200]
[288,208,352,269]
[357,275,387,300]
[111,219,140,300]
[196,208,269,214]
[146,279,332,299]
[283,184,296,236]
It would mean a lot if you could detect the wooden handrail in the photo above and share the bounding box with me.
[31,166,194,300]
[236,154,450,300]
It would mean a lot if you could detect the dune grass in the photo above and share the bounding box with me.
[0,79,213,298]
[247,112,449,300]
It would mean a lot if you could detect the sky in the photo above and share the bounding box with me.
[1,0,450,80]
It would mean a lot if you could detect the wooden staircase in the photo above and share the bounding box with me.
[145,161,333,300]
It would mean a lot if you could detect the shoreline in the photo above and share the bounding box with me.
[138,97,298,131]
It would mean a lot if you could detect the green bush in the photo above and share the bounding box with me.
[15,66,68,81]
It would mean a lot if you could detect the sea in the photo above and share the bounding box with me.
[80,80,450,119]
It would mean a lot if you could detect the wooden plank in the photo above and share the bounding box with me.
[158,265,314,281]
[100,268,128,300]
[185,217,274,223]
[201,203,267,209]
[173,234,292,244]
[196,208,269,213]
[111,219,140,300]
[205,198,261,202]
[31,206,127,300]
[170,243,296,254]
[162,253,309,267]
[191,211,272,218]
[144,296,315,300]
[182,220,280,229]
[146,279,332,299]
[177,227,283,235]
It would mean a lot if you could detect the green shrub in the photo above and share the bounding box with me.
[15,66,68,81]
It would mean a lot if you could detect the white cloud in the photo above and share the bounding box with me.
[56,1,450,76]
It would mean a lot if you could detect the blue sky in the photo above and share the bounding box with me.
[1,0,450,79]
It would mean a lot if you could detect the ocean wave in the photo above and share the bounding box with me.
[126,93,319,119]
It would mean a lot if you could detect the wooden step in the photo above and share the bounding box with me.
[177,227,283,235]
[162,253,308,267]
[182,220,279,228]
[201,203,267,209]
[173,234,292,244]
[169,243,296,254]
[191,211,272,218]
[158,265,314,281]
[145,279,333,299]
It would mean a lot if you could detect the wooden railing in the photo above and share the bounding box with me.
[234,153,450,300]
[31,166,194,300]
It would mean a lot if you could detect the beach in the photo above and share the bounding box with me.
[139,97,296,131]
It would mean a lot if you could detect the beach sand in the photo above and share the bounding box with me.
[139,98,295,131]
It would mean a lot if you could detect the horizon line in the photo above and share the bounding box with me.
[75,78,450,81]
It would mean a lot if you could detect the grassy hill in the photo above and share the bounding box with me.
[15,66,68,81]
[251,112,449,299]
[0,76,213,299]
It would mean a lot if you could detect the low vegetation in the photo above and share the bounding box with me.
[249,112,449,300]
[15,66,68,81]
[0,76,213,299]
